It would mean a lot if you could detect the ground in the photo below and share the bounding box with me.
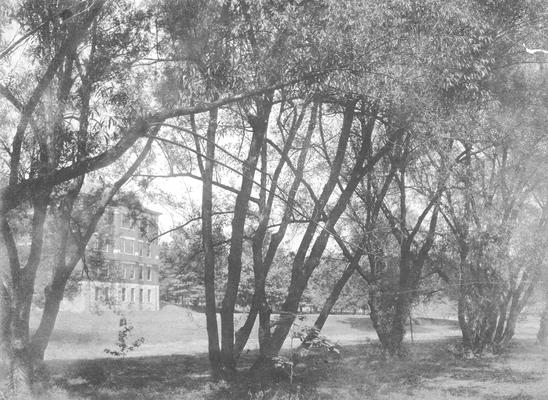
[9,306,548,399]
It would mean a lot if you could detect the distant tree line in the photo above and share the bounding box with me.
[160,228,368,313]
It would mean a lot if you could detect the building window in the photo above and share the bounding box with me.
[122,238,134,255]
[121,288,126,302]
[102,261,110,278]
[147,267,152,281]
[139,266,143,280]
[104,287,109,301]
[139,289,143,303]
[144,242,151,257]
[105,240,112,253]
[121,263,130,279]
[95,287,100,301]
[147,221,158,239]
[106,210,114,225]
[130,265,136,280]
[131,288,135,302]
[121,213,132,229]
[147,289,151,303]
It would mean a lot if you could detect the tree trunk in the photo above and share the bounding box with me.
[1,187,50,395]
[234,302,258,361]
[457,265,533,353]
[270,273,308,355]
[480,304,499,350]
[221,99,272,371]
[249,287,275,383]
[267,103,360,354]
[0,286,33,397]
[499,286,533,347]
[457,251,475,351]
[29,275,68,362]
[8,292,34,398]
[256,286,272,357]
[201,108,222,375]
[269,118,398,357]
[538,301,548,345]
[493,296,510,344]
[384,253,415,356]
[304,252,362,345]
[368,287,395,350]
[500,308,519,346]
[388,293,409,355]
[368,286,411,356]
[0,283,10,366]
[244,102,318,366]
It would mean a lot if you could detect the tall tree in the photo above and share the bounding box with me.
[441,65,548,353]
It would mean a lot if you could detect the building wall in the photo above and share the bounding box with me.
[61,205,161,312]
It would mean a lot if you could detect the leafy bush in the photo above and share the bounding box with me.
[104,317,144,357]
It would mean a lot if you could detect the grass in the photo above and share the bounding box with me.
[38,338,548,399]
[31,305,461,360]
[18,306,548,399]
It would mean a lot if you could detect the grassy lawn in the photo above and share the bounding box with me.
[32,305,461,360]
[20,306,548,399]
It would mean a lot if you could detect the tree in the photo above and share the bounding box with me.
[29,140,154,363]
[0,2,110,394]
[160,222,228,307]
[145,0,548,375]
[441,64,548,353]
[1,0,324,391]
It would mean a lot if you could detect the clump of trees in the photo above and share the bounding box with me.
[1,0,548,396]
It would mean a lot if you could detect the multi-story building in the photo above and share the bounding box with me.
[61,204,161,312]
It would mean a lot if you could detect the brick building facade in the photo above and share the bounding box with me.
[61,204,161,312]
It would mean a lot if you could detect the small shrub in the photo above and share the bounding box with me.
[104,317,144,357]
[294,326,340,354]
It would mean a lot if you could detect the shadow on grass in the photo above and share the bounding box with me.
[50,353,213,395]
[44,338,545,400]
[338,316,459,336]
[337,316,375,331]
[285,339,543,399]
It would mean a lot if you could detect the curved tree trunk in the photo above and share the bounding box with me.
[29,273,68,362]
[233,300,258,361]
[303,251,363,346]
